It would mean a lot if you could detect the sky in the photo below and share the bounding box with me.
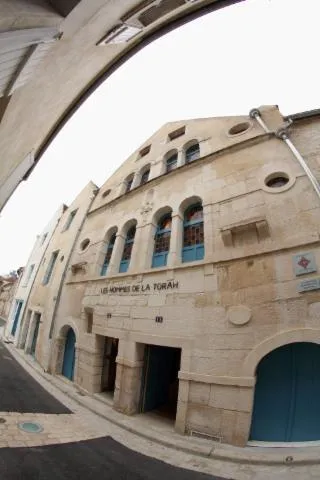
[0,0,319,274]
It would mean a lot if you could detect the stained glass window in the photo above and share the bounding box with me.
[101,233,116,276]
[119,226,136,272]
[182,204,204,262]
[152,215,172,267]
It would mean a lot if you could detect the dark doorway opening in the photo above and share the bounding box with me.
[140,345,181,419]
[101,337,119,394]
[30,313,41,358]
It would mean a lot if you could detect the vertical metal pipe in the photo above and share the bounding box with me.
[249,108,320,200]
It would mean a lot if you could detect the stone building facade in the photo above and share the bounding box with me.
[18,182,98,370]
[4,205,66,344]
[18,105,320,447]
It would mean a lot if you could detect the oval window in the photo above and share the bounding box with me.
[228,122,251,136]
[265,174,289,188]
[80,239,90,251]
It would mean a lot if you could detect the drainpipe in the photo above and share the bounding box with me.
[249,108,320,201]
[46,187,98,371]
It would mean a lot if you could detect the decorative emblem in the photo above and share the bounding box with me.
[140,201,153,224]
[297,256,310,270]
[293,252,317,276]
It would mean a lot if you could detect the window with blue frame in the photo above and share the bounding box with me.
[182,204,204,262]
[100,232,117,276]
[119,226,136,273]
[42,250,59,285]
[185,143,200,163]
[152,214,172,268]
[166,153,177,173]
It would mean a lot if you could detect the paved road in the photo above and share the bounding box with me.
[0,342,229,480]
[0,343,70,413]
[0,436,229,480]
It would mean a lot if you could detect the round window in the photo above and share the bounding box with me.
[228,122,251,136]
[265,174,289,188]
[102,189,111,198]
[80,239,90,251]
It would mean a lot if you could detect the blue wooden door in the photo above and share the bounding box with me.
[11,300,23,336]
[30,316,40,357]
[62,328,76,381]
[250,342,320,442]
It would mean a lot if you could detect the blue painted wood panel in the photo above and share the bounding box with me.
[250,342,320,442]
[182,244,204,263]
[152,252,168,268]
[119,260,129,273]
[62,328,76,381]
[11,300,23,336]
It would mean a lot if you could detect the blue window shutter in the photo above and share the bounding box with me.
[119,260,129,273]
[152,252,168,268]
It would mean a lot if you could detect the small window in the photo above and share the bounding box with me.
[86,310,93,334]
[265,175,289,188]
[140,168,150,185]
[41,233,48,245]
[168,126,185,141]
[23,264,35,286]
[139,145,151,158]
[125,176,134,193]
[166,153,178,173]
[63,209,77,231]
[43,250,59,285]
[80,238,90,251]
[228,122,251,136]
[185,143,200,163]
[102,189,111,198]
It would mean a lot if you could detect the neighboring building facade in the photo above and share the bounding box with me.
[17,182,98,371]
[0,270,23,335]
[13,105,320,448]
[4,205,66,344]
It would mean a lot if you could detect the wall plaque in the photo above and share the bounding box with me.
[293,252,317,276]
[298,277,320,293]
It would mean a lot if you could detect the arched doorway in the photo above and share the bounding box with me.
[250,342,320,442]
[62,328,76,381]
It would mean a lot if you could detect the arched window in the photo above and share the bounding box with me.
[166,153,177,173]
[140,168,150,185]
[125,175,134,193]
[119,226,136,273]
[100,232,116,276]
[185,143,200,163]
[152,214,172,268]
[182,203,204,262]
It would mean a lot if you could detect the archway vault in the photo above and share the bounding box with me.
[242,328,320,377]
[0,0,243,211]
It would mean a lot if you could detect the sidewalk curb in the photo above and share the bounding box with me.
[4,342,320,467]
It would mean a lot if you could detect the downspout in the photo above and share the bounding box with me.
[249,108,320,200]
[46,187,98,371]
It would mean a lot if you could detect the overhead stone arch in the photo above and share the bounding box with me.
[242,328,320,377]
